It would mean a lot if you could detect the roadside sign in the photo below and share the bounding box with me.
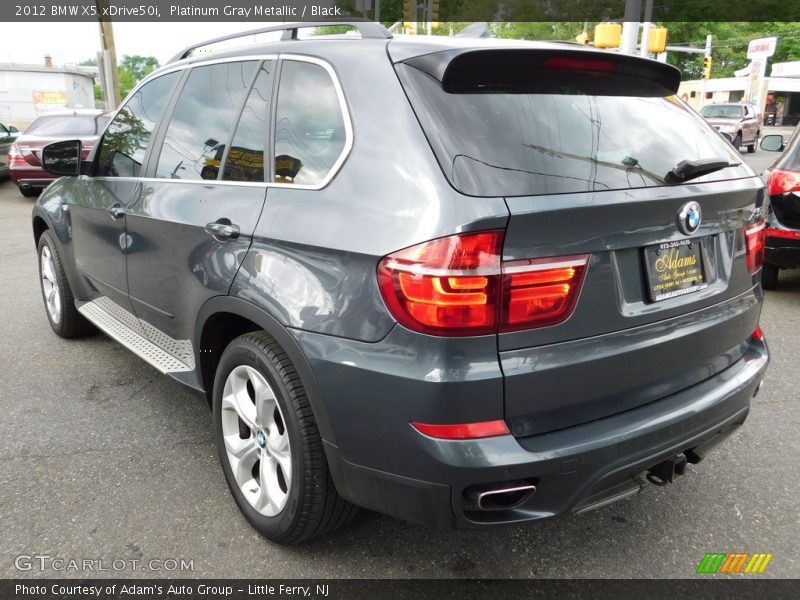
[747,37,777,59]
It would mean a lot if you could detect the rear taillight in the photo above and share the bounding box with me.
[752,326,764,341]
[378,231,503,336]
[502,256,589,331]
[765,227,800,240]
[766,169,800,196]
[377,231,589,336]
[745,221,766,274]
[8,144,25,165]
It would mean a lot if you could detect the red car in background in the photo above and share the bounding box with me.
[9,110,110,197]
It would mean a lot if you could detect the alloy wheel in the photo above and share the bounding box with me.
[40,245,61,324]
[220,365,292,517]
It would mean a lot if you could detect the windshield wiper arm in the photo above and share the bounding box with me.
[664,158,740,184]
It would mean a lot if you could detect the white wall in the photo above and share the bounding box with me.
[0,69,95,127]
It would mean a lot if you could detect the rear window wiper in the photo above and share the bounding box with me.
[664,158,740,184]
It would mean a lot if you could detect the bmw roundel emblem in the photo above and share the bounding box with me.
[677,202,702,235]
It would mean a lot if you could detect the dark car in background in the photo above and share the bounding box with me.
[9,110,109,196]
[31,23,768,544]
[700,103,761,153]
[759,127,800,288]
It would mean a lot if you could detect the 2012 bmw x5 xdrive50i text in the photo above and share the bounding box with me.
[31,22,769,544]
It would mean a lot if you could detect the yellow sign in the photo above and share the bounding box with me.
[32,91,67,112]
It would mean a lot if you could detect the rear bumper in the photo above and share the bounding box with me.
[765,238,800,269]
[319,338,768,528]
[10,165,53,189]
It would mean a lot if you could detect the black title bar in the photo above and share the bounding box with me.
[3,0,800,22]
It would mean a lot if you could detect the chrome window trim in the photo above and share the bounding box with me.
[105,53,352,191]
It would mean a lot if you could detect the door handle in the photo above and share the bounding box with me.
[107,204,125,220]
[205,220,240,240]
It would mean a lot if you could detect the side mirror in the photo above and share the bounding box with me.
[9,126,18,133]
[42,140,82,176]
[760,135,785,153]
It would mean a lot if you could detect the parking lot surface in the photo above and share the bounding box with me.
[1,147,798,578]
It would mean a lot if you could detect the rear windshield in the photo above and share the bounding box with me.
[25,115,107,136]
[397,62,741,197]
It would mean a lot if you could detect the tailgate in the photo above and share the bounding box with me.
[500,180,764,435]
[394,46,766,434]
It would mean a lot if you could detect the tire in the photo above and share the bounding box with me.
[37,230,95,338]
[20,187,40,198]
[213,331,357,544]
[747,131,759,154]
[732,133,742,150]
[762,263,779,290]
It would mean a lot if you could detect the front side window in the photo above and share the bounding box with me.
[274,60,346,186]
[96,72,179,177]
[155,61,258,180]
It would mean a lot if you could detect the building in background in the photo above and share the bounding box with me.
[0,57,96,129]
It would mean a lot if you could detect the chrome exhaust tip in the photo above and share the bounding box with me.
[466,482,536,511]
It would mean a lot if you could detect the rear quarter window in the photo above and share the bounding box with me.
[273,60,348,186]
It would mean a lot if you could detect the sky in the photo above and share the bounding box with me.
[0,22,276,67]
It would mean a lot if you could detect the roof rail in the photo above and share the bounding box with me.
[168,20,392,63]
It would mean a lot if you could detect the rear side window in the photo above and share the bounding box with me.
[222,62,274,182]
[155,61,259,180]
[97,72,180,177]
[274,60,346,186]
[26,115,102,136]
[397,57,741,197]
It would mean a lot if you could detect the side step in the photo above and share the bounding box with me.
[77,300,192,374]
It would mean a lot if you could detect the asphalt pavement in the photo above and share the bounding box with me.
[0,148,798,578]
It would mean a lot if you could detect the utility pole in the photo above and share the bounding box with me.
[639,0,653,57]
[620,0,642,55]
[699,34,712,109]
[96,0,120,109]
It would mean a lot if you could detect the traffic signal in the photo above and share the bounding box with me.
[647,27,667,54]
[594,23,621,49]
[703,55,712,80]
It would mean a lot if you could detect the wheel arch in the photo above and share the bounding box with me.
[194,296,338,446]
[32,214,49,248]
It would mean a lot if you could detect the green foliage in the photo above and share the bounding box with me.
[664,22,800,80]
[118,55,159,98]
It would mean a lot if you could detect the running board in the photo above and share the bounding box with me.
[77,300,193,374]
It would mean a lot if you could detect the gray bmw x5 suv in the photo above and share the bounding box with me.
[31,22,769,544]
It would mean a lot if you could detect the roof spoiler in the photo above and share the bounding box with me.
[405,48,682,94]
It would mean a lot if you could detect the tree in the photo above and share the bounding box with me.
[118,55,159,98]
[657,22,800,80]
